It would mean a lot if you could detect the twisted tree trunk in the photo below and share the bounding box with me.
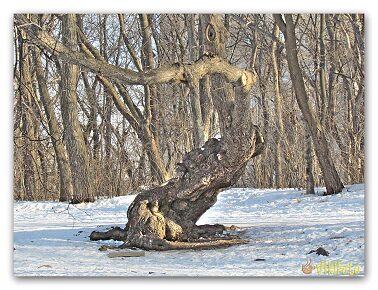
[91,76,264,250]
[92,15,264,250]
[15,14,264,250]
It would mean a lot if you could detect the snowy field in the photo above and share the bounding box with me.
[13,184,365,277]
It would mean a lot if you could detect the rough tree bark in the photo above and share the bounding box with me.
[198,15,215,141]
[16,14,264,250]
[33,47,74,202]
[60,14,94,203]
[18,30,41,200]
[186,14,205,147]
[92,15,265,250]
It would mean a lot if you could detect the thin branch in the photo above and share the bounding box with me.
[233,14,284,45]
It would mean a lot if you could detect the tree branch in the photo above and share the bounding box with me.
[118,14,143,72]
[15,14,254,88]
[273,14,287,37]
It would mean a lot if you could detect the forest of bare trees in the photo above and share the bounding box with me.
[13,14,364,203]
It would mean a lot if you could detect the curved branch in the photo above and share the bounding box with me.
[15,14,254,88]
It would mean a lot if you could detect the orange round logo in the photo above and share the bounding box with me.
[302,258,314,274]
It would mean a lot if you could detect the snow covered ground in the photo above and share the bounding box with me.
[13,184,365,277]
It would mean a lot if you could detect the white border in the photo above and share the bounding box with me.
[1,1,376,289]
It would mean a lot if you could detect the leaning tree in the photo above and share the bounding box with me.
[15,14,265,250]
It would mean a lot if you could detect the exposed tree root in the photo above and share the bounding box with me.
[90,226,127,241]
[151,238,249,251]
[85,16,264,252]
[90,223,248,251]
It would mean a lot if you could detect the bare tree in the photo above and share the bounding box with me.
[60,14,94,203]
[274,14,344,195]
[271,23,285,188]
[16,29,41,200]
[13,14,364,246]
[33,47,73,202]
[69,14,263,249]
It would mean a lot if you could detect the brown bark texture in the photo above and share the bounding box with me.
[16,14,265,250]
[60,14,94,203]
[33,48,74,202]
[89,15,265,250]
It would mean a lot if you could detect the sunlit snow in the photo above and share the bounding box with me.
[13,184,364,276]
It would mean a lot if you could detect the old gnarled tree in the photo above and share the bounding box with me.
[15,14,265,250]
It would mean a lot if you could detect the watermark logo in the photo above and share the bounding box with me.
[302,258,314,274]
[301,259,361,276]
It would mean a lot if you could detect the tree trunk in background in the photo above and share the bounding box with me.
[139,14,158,143]
[18,33,40,200]
[186,14,205,147]
[100,15,115,195]
[271,24,284,189]
[319,14,327,128]
[81,71,100,160]
[101,15,112,163]
[349,14,365,184]
[324,15,352,184]
[139,14,167,183]
[275,14,344,195]
[325,14,337,129]
[33,48,74,202]
[60,14,94,203]
[199,14,214,140]
[304,122,315,194]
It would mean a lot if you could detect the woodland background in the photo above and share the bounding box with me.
[13,14,364,201]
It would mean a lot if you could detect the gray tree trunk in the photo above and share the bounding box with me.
[304,122,315,194]
[271,24,285,189]
[18,33,40,200]
[186,14,205,147]
[60,14,94,203]
[274,14,344,195]
[199,14,214,141]
[33,48,74,202]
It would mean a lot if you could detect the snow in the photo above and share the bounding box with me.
[13,184,365,277]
